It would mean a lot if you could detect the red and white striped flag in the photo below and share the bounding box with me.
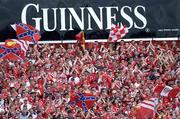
[135,98,158,119]
[108,23,128,42]
[5,39,29,53]
[154,85,179,98]
[12,39,29,53]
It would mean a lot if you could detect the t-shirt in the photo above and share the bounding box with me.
[19,112,29,119]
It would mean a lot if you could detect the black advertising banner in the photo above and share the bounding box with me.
[0,0,179,41]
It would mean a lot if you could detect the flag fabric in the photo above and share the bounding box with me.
[0,44,23,61]
[11,23,41,44]
[5,39,29,53]
[69,92,97,112]
[75,31,85,50]
[135,98,158,119]
[108,23,128,42]
[154,85,179,98]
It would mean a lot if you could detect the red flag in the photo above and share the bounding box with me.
[75,31,85,50]
[135,98,158,119]
[69,92,97,112]
[0,44,24,61]
[11,23,41,44]
[108,23,128,42]
[154,85,180,98]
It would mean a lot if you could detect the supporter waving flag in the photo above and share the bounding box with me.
[11,23,41,44]
[108,23,128,42]
[135,98,158,119]
[69,92,97,112]
[154,84,180,98]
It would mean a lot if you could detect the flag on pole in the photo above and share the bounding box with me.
[69,92,97,112]
[154,85,179,98]
[108,23,128,42]
[135,98,158,119]
[11,23,41,44]
[75,31,85,50]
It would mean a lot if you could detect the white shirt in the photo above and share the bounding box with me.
[68,76,80,84]
[21,103,32,110]
[0,99,4,112]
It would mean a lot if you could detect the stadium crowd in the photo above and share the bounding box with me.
[0,40,179,119]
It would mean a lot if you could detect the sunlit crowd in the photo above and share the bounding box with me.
[0,40,179,119]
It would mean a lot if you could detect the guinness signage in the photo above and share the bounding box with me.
[21,4,147,31]
[0,0,179,41]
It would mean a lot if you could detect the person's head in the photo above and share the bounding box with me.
[29,114,33,119]
[24,99,28,104]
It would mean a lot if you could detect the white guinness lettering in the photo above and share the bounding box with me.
[21,3,147,31]
[87,7,103,30]
[121,6,133,29]
[134,6,147,29]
